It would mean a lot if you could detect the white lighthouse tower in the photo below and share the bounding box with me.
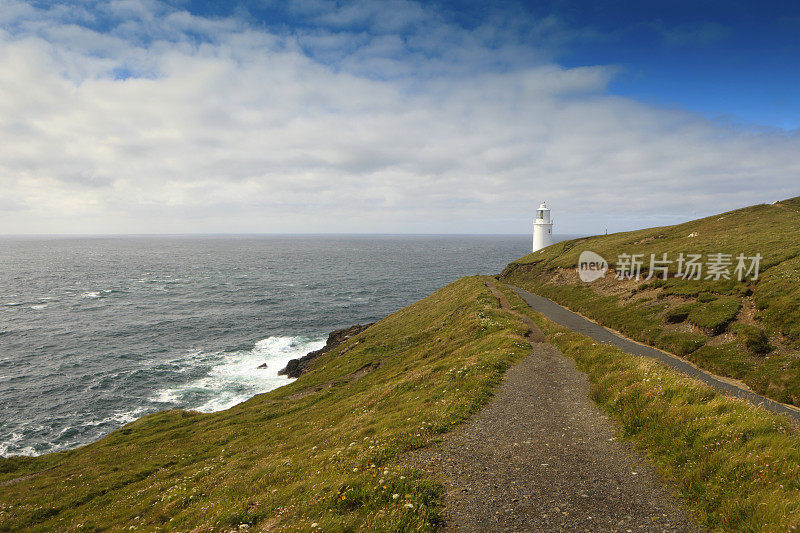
[532,202,553,252]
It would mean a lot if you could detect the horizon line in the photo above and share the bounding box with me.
[0,232,588,238]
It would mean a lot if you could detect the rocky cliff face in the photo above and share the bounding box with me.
[278,323,374,378]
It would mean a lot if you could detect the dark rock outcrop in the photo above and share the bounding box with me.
[278,323,374,378]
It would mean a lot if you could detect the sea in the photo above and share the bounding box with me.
[0,234,566,457]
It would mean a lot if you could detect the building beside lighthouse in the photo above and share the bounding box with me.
[532,202,553,252]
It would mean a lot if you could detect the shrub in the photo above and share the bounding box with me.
[688,297,741,335]
[688,343,753,379]
[662,279,741,298]
[662,281,706,297]
[663,303,698,324]
[636,279,666,291]
[658,331,707,356]
[748,355,800,405]
[753,256,800,347]
[730,323,772,355]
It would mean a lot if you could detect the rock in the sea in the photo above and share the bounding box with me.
[278,323,374,378]
[256,363,268,369]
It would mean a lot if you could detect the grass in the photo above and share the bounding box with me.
[753,255,800,345]
[501,195,800,405]
[731,324,772,356]
[687,297,741,335]
[664,302,698,324]
[496,282,800,531]
[688,343,754,380]
[0,276,531,532]
[657,331,707,357]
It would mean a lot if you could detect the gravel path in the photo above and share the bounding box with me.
[411,281,702,532]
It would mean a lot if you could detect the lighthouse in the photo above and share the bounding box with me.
[532,202,553,252]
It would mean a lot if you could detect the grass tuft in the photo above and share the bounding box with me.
[664,302,699,324]
[731,324,772,356]
[687,297,741,335]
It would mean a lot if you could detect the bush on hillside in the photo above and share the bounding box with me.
[731,323,772,355]
[688,297,741,335]
[657,331,707,356]
[688,342,754,379]
[663,303,699,324]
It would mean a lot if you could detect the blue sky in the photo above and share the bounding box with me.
[169,0,800,129]
[0,0,798,234]
[551,0,800,129]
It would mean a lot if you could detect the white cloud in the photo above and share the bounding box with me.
[0,0,798,234]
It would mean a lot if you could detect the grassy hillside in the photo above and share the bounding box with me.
[501,196,800,405]
[0,276,530,532]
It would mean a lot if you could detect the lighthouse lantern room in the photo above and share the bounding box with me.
[532,202,553,252]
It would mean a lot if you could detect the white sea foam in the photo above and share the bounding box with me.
[30,304,48,310]
[149,335,325,413]
[86,407,150,427]
[0,430,61,457]
[0,408,152,457]
[111,408,149,425]
[79,289,116,298]
[150,389,181,403]
[0,441,73,457]
[0,432,33,457]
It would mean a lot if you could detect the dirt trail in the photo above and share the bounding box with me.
[411,280,702,532]
[485,281,545,343]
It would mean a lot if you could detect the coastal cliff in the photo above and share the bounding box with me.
[0,276,527,531]
[278,323,374,378]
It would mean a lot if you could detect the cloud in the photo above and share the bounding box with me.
[0,0,798,234]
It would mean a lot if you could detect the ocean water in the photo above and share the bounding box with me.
[0,235,560,457]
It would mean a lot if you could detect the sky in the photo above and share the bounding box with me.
[0,0,798,235]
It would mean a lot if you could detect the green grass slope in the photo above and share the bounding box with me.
[0,276,530,532]
[501,195,800,405]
